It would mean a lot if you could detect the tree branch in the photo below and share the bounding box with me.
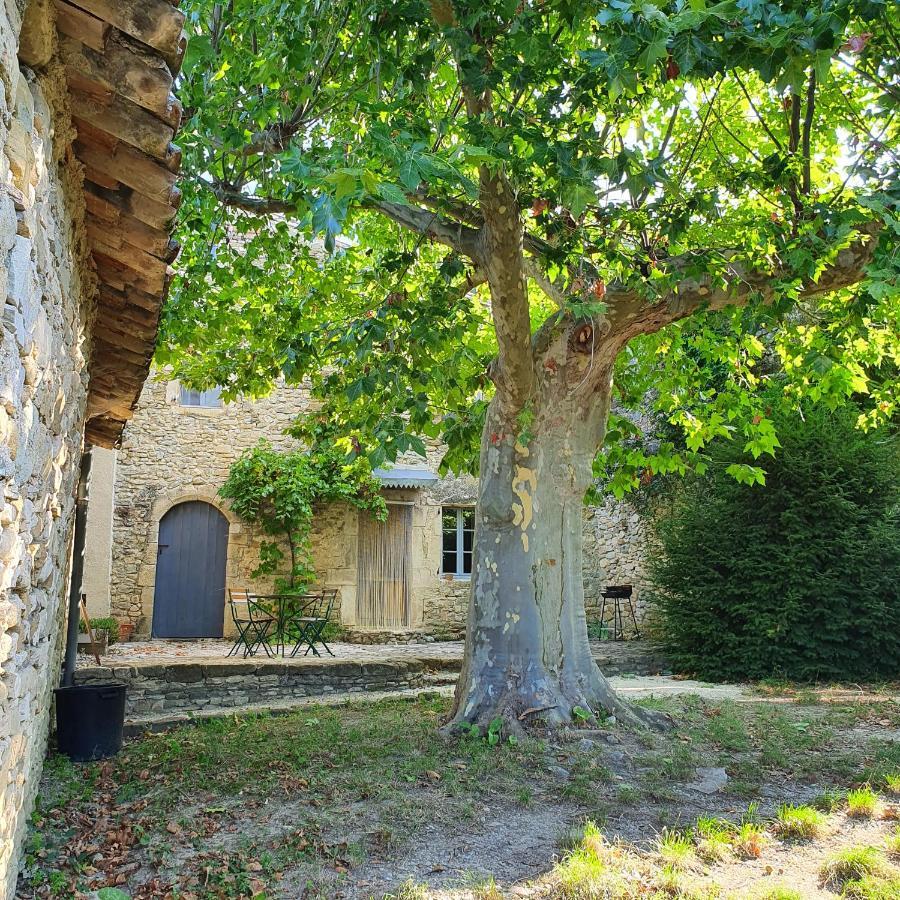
[210,183,296,214]
[523,257,565,308]
[605,224,879,344]
[372,201,481,257]
[801,70,817,195]
[479,170,535,415]
[208,183,482,257]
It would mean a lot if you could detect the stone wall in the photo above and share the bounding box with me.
[583,497,656,635]
[104,377,655,639]
[107,376,314,633]
[74,657,429,725]
[0,7,93,895]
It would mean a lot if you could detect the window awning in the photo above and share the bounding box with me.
[373,467,439,489]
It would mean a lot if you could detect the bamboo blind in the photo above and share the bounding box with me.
[356,504,412,628]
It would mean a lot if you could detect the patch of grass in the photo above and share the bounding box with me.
[813,788,847,812]
[842,872,900,899]
[640,742,701,782]
[657,828,695,869]
[884,773,900,796]
[860,741,900,787]
[794,688,821,706]
[847,785,881,818]
[694,816,733,862]
[561,758,613,803]
[382,881,428,900]
[457,873,503,899]
[887,826,900,859]
[820,846,888,888]
[774,803,828,840]
[552,821,629,898]
[734,821,770,859]
[756,888,803,900]
[616,783,639,805]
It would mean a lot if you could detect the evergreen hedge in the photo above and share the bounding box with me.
[650,404,900,681]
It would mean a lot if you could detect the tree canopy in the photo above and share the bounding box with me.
[163,0,898,485]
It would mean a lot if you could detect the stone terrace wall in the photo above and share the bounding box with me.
[74,657,429,725]
[1,14,93,898]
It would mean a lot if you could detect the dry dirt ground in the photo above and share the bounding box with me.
[16,686,900,900]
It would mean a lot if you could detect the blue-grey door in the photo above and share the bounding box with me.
[152,502,229,638]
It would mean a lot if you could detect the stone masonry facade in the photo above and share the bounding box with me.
[102,377,654,640]
[0,6,93,894]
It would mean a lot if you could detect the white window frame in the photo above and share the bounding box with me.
[178,385,223,408]
[441,506,474,578]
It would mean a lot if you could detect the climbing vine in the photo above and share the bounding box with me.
[219,439,386,592]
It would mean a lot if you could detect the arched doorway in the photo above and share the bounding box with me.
[152,501,229,638]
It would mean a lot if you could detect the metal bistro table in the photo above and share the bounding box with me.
[255,592,336,657]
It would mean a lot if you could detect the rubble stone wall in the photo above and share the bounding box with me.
[106,379,655,640]
[73,657,429,724]
[0,10,93,896]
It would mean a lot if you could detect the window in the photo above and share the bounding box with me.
[179,385,223,408]
[442,507,474,577]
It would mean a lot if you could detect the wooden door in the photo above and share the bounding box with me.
[152,502,229,638]
[356,504,411,628]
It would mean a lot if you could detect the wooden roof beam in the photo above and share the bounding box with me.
[54,1,110,52]
[61,34,176,123]
[69,89,174,159]
[67,0,185,61]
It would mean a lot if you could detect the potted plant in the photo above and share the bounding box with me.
[77,617,119,655]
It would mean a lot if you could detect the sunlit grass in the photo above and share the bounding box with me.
[734,821,770,858]
[842,872,900,899]
[887,826,900,859]
[383,880,428,900]
[657,828,695,869]
[820,846,889,888]
[755,888,803,900]
[694,816,733,862]
[774,803,828,839]
[847,785,881,819]
[551,821,629,899]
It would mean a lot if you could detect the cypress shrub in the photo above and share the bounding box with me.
[650,404,900,681]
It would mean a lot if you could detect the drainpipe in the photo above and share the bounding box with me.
[62,446,92,687]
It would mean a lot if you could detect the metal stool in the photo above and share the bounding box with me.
[598,584,641,640]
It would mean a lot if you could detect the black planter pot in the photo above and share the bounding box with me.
[55,683,126,761]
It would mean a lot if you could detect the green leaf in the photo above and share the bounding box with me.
[398,156,421,192]
[376,182,408,205]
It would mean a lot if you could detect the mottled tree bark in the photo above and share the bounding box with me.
[447,316,662,731]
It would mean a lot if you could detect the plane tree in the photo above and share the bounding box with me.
[164,0,898,729]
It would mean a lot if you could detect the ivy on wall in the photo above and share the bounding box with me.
[219,439,386,592]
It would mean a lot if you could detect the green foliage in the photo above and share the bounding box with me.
[79,617,120,644]
[163,0,898,484]
[651,400,900,681]
[219,439,386,592]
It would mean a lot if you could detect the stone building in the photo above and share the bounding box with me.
[86,375,655,641]
[0,2,185,897]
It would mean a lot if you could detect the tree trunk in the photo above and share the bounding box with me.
[448,326,661,732]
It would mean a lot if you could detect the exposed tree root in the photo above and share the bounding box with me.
[444,664,673,737]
